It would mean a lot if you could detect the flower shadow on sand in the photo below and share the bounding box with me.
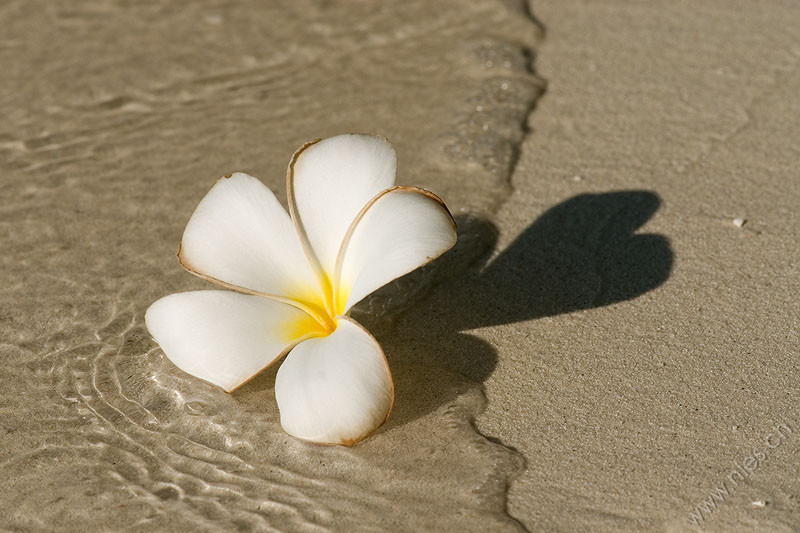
[360,190,675,429]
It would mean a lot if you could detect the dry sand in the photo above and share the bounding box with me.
[477,1,800,531]
[1,0,799,531]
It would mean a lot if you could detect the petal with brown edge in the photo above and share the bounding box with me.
[334,186,457,315]
[146,290,325,393]
[274,317,394,445]
[288,134,396,282]
[179,172,325,315]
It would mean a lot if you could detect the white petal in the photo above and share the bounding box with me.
[288,134,396,278]
[179,173,324,314]
[275,317,393,445]
[334,186,457,314]
[146,291,326,392]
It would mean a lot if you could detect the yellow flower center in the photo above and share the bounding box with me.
[279,274,351,342]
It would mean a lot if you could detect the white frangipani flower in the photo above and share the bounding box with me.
[145,134,457,445]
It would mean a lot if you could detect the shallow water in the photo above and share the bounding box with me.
[0,1,543,529]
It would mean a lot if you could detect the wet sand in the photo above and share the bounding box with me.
[1,1,540,530]
[2,0,799,531]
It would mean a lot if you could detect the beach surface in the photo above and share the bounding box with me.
[481,1,800,530]
[1,0,799,531]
